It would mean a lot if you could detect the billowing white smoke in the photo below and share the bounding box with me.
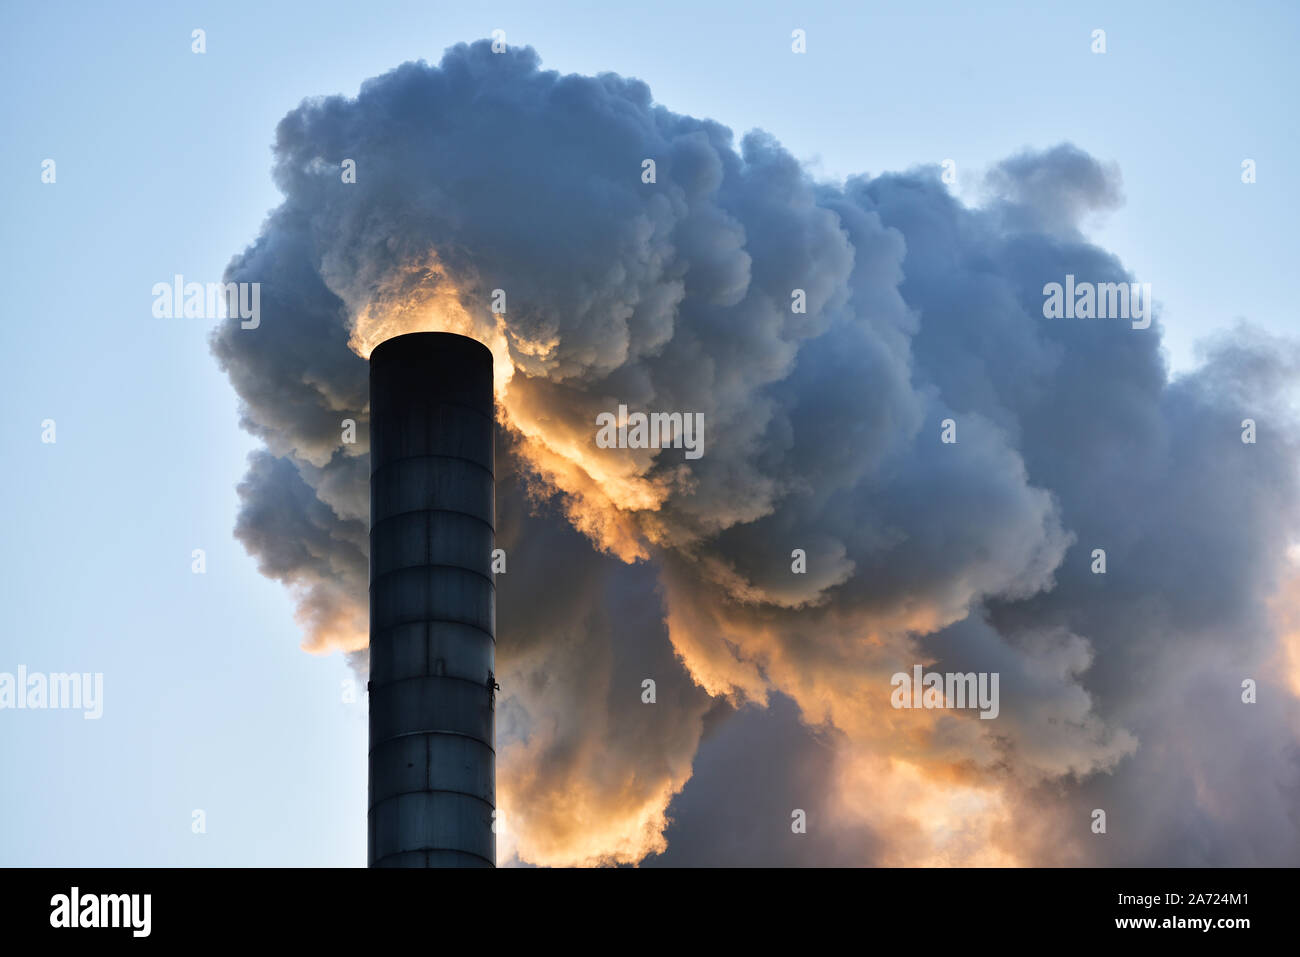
[212,40,1300,866]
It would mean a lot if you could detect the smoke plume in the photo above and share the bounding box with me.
[212,40,1300,865]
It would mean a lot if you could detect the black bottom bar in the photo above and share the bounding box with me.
[2,866,1288,943]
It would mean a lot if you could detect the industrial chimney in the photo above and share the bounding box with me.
[368,332,497,867]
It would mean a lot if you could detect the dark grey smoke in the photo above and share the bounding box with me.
[212,39,1300,865]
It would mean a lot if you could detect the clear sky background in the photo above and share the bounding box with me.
[1,0,1295,866]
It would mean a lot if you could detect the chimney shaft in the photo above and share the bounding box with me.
[368,332,496,867]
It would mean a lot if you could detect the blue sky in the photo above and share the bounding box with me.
[1,0,1295,865]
